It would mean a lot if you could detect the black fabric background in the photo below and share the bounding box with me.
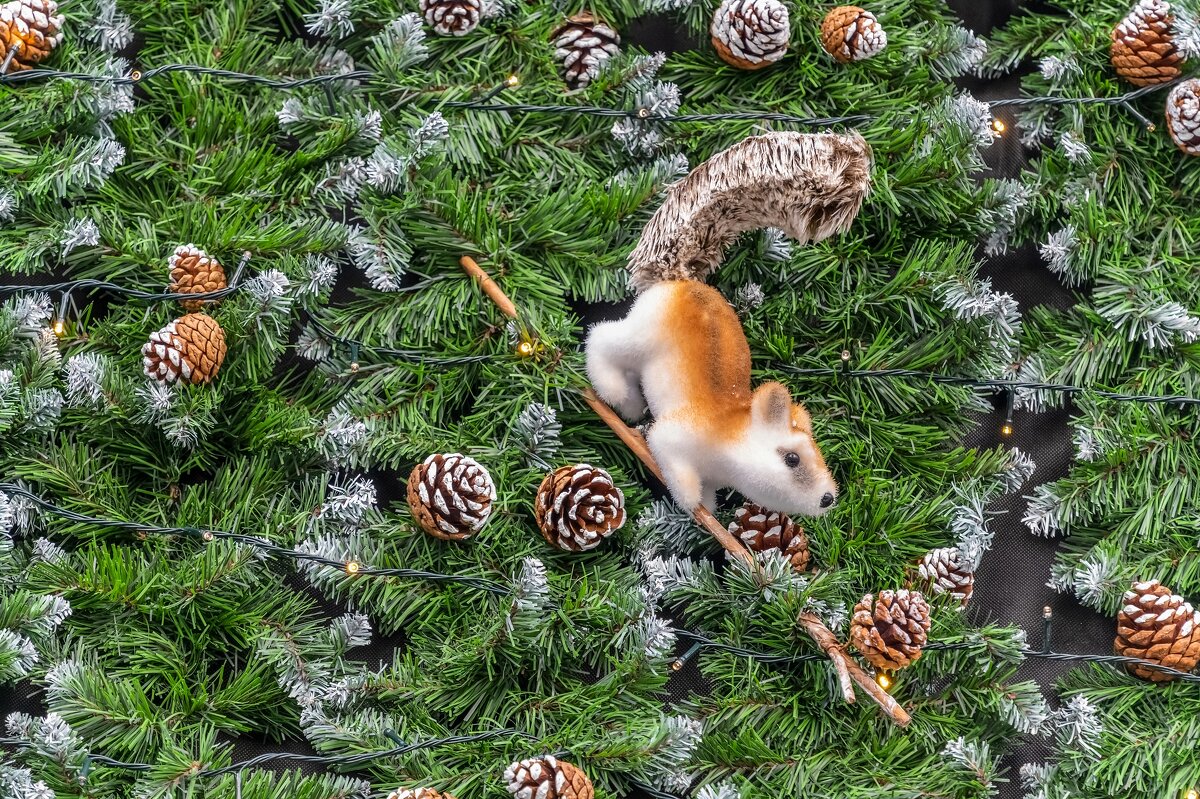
[0,3,1119,797]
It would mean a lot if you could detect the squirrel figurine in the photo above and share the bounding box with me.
[586,131,872,516]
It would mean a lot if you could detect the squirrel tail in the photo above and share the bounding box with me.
[627,131,872,292]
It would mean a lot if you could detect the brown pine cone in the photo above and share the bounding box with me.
[420,0,481,36]
[552,13,620,90]
[534,464,625,551]
[0,0,64,73]
[915,547,974,605]
[169,244,227,312]
[1166,78,1200,155]
[710,0,789,70]
[728,502,809,571]
[407,453,496,540]
[1111,0,1182,86]
[1114,579,1200,682]
[142,313,227,385]
[820,5,887,64]
[504,756,593,799]
[850,589,931,670]
[388,789,457,799]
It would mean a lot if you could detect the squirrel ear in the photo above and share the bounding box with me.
[751,382,793,431]
[791,403,813,433]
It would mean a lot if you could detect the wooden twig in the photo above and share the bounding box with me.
[455,256,911,727]
[459,255,518,319]
[581,388,755,569]
[797,612,911,726]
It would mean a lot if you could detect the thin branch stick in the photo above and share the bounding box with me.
[459,256,518,319]
[798,613,911,726]
[582,388,755,569]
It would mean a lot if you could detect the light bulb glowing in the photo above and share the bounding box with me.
[53,320,65,335]
[506,74,519,87]
[517,340,535,357]
[345,560,361,575]
[991,117,1006,135]
[1185,789,1198,799]
[876,672,893,690]
[1001,423,1013,437]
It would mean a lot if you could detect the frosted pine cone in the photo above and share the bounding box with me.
[916,547,974,604]
[504,756,593,799]
[729,502,809,571]
[1114,579,1200,682]
[0,0,64,72]
[710,0,789,71]
[551,13,620,90]
[1111,0,1182,86]
[406,453,496,540]
[534,464,625,551]
[850,589,931,670]
[1166,78,1200,155]
[142,313,227,385]
[421,0,481,36]
[387,790,457,799]
[820,6,887,63]
[168,244,227,311]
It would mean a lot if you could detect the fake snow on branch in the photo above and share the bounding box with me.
[626,132,871,291]
[81,0,133,52]
[62,353,108,410]
[1052,695,1104,759]
[514,402,561,469]
[1096,284,1200,349]
[320,476,378,526]
[59,217,99,256]
[305,0,358,37]
[1039,225,1080,285]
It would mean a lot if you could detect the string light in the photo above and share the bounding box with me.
[1183,788,1198,799]
[0,62,1182,130]
[201,531,214,543]
[991,117,1006,135]
[52,319,65,336]
[875,672,894,691]
[344,560,361,575]
[506,74,519,87]
[516,340,535,357]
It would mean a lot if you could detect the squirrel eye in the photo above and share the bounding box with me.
[784,452,800,468]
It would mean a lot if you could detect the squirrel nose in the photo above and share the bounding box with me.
[820,492,836,509]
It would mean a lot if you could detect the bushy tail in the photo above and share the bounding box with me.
[627,131,872,292]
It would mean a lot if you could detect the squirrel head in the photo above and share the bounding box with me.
[741,382,838,517]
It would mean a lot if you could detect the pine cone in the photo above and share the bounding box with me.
[1111,0,1182,86]
[850,589,931,670]
[710,0,789,71]
[915,547,974,605]
[820,5,887,64]
[1114,579,1200,682]
[168,244,227,311]
[407,453,496,540]
[1166,78,1200,155]
[142,313,227,385]
[534,464,625,551]
[504,756,593,799]
[0,0,64,73]
[420,0,481,36]
[728,502,809,571]
[551,13,620,90]
[388,789,457,799]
